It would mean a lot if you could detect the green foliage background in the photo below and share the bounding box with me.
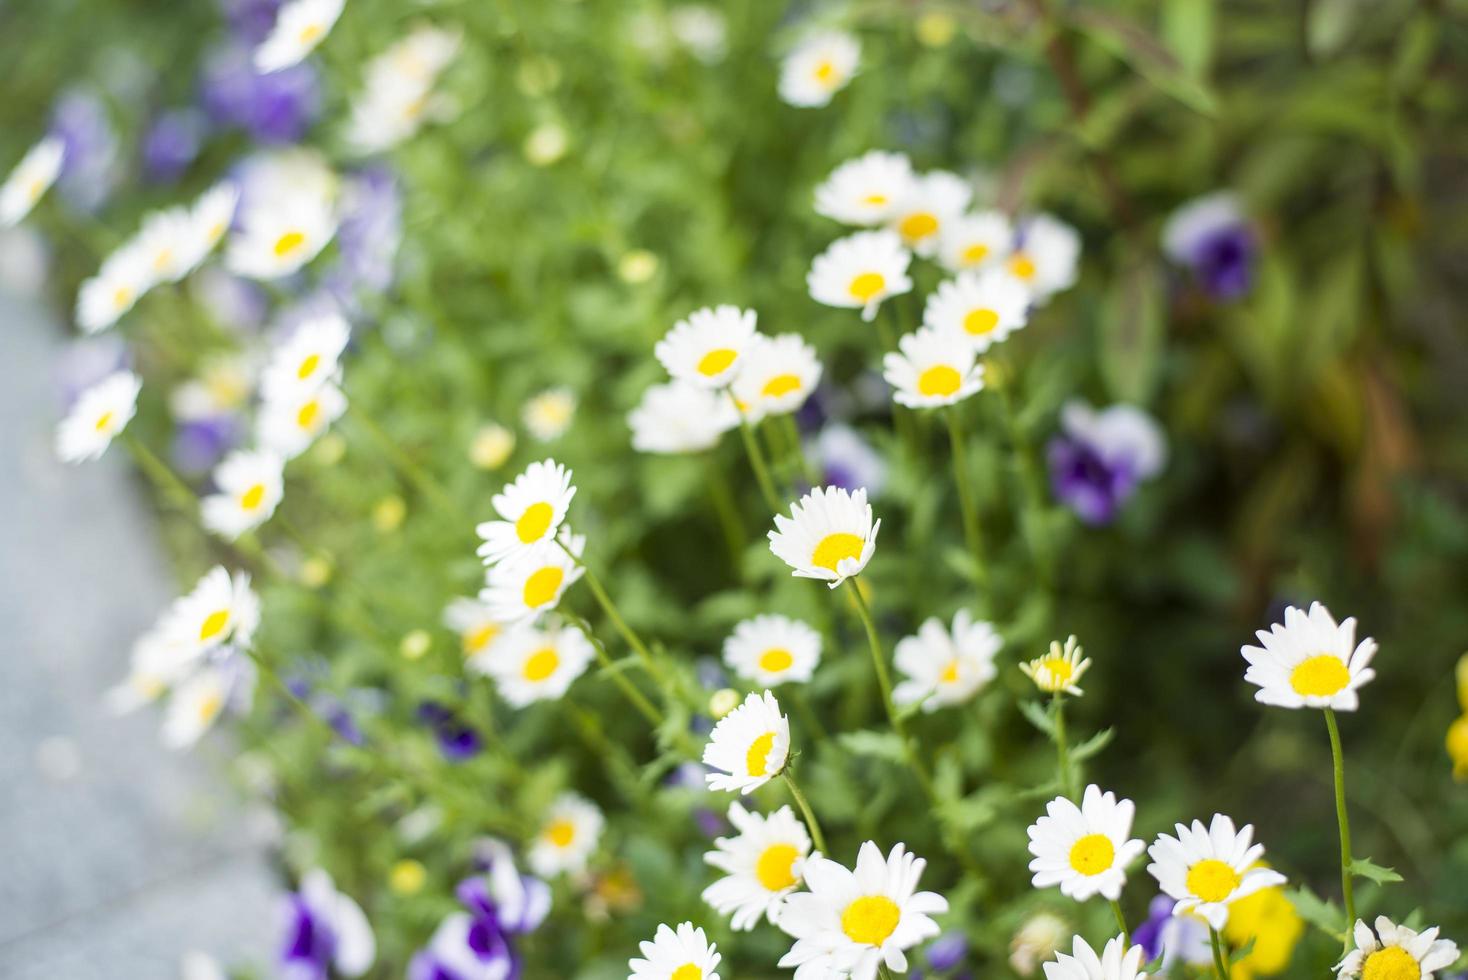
[3,0,1466,976]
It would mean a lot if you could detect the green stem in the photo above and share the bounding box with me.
[878,305,920,460]
[348,405,465,524]
[791,687,828,742]
[782,770,830,855]
[566,613,664,728]
[562,542,666,684]
[1111,899,1129,945]
[729,391,783,513]
[123,434,199,517]
[1053,692,1075,799]
[701,451,746,571]
[1324,708,1356,946]
[781,413,820,486]
[1209,926,1231,980]
[943,406,990,596]
[993,358,1054,587]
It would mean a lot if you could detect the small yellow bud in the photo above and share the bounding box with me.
[400,629,432,661]
[618,249,660,285]
[916,12,957,48]
[469,423,515,470]
[373,495,407,533]
[300,556,333,588]
[1447,716,1468,781]
[708,688,740,719]
[389,859,427,895]
[525,123,568,166]
[312,432,346,466]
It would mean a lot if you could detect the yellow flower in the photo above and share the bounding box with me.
[1222,874,1303,980]
[389,859,427,895]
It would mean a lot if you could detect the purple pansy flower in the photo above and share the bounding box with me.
[199,44,321,143]
[417,701,482,761]
[1046,400,1166,525]
[411,840,549,980]
[324,166,403,309]
[280,869,376,980]
[1162,192,1256,301]
[925,931,969,971]
[173,414,246,476]
[1132,895,1210,969]
[48,89,119,212]
[814,423,888,499]
[142,109,207,184]
[56,336,131,408]
[217,0,283,44]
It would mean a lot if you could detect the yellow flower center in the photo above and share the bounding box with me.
[1362,946,1422,980]
[273,230,306,258]
[515,501,555,543]
[761,373,803,398]
[199,609,230,642]
[112,286,133,310]
[841,895,901,946]
[1186,859,1242,903]
[1068,833,1115,876]
[196,691,224,724]
[755,843,800,891]
[963,308,1000,335]
[522,566,565,608]
[863,193,889,207]
[1289,654,1350,698]
[152,248,173,272]
[960,243,990,266]
[745,731,776,776]
[1039,655,1073,682]
[296,353,321,380]
[696,348,737,377]
[1008,253,1037,280]
[813,59,837,84]
[898,211,939,242]
[94,411,115,432]
[670,965,701,980]
[759,648,794,673]
[849,272,886,303]
[917,364,962,397]
[298,22,324,45]
[940,659,960,684]
[26,177,46,200]
[240,483,267,510]
[297,398,321,430]
[545,818,575,848]
[463,623,499,655]
[811,532,864,572]
[522,646,560,681]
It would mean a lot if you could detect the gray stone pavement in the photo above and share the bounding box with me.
[0,290,276,978]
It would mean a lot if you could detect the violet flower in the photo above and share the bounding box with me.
[325,166,403,307]
[925,931,969,971]
[411,840,549,980]
[279,869,376,980]
[1162,192,1256,301]
[814,423,888,499]
[142,109,207,184]
[417,701,482,761]
[48,90,119,212]
[1132,895,1211,969]
[199,44,321,144]
[1046,400,1166,525]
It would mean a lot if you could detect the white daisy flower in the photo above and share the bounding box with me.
[882,325,985,409]
[629,380,739,454]
[254,0,345,73]
[729,333,823,422]
[1145,814,1287,929]
[156,566,262,659]
[937,210,1014,273]
[892,609,1001,712]
[1337,916,1460,980]
[703,801,813,930]
[768,485,881,589]
[105,629,195,715]
[1241,602,1377,712]
[161,656,255,749]
[723,614,822,688]
[257,381,347,459]
[1026,785,1146,902]
[346,24,462,154]
[1020,635,1091,696]
[480,528,585,623]
[55,369,141,463]
[779,30,860,108]
[475,458,577,564]
[132,206,200,284]
[807,230,913,322]
[442,596,507,661]
[654,305,759,389]
[201,449,285,540]
[189,181,240,261]
[527,792,603,878]
[778,841,948,980]
[76,244,155,334]
[523,387,577,442]
[474,621,595,707]
[703,690,791,795]
[226,190,337,281]
[921,270,1030,354]
[261,312,351,400]
[1004,213,1081,304]
[1042,934,1149,980]
[629,922,721,980]
[813,150,915,227]
[888,170,972,257]
[0,136,64,228]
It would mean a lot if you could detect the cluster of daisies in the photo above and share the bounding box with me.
[808,149,1079,410]
[627,305,823,456]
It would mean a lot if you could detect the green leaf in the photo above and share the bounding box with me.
[1019,699,1057,739]
[1285,886,1346,941]
[837,730,908,764]
[1161,0,1214,79]
[1348,857,1404,885]
[1069,9,1218,115]
[1099,260,1166,405]
[1070,727,1116,763]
